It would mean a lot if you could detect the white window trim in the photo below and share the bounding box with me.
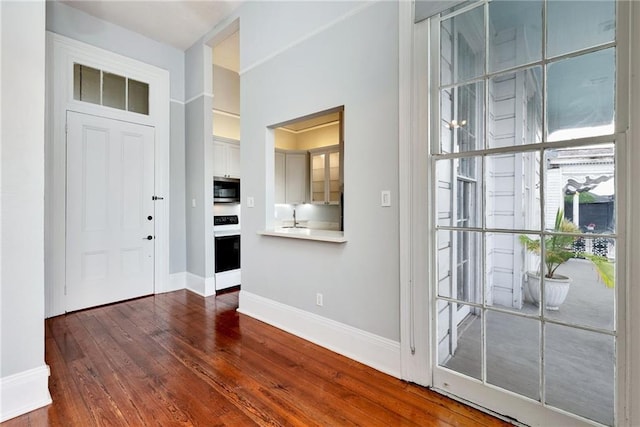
[399,0,432,385]
[625,3,640,425]
[45,33,171,317]
[400,1,640,426]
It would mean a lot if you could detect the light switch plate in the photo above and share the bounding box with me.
[191,198,196,208]
[381,190,391,207]
[247,196,255,208]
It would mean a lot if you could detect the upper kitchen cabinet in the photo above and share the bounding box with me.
[310,145,340,205]
[213,138,240,179]
[275,149,308,204]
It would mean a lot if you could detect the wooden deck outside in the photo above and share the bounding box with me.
[3,290,510,426]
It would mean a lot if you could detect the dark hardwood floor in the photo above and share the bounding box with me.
[3,290,510,426]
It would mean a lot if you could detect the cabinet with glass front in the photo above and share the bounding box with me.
[309,145,340,205]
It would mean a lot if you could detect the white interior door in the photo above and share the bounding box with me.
[66,111,155,312]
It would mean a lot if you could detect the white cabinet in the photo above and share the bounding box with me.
[309,145,341,205]
[275,149,307,204]
[213,138,240,178]
[285,152,307,204]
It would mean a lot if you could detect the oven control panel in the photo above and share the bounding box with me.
[214,215,239,226]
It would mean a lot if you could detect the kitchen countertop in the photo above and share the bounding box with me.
[258,227,346,243]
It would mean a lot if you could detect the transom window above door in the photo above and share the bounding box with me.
[73,63,149,115]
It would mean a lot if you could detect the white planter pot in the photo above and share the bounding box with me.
[526,271,572,311]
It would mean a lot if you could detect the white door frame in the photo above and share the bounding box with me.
[399,0,431,386]
[45,33,171,317]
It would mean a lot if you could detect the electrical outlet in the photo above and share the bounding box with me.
[381,190,391,207]
[316,293,323,307]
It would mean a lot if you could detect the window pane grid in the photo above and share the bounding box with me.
[434,1,619,423]
[73,63,150,116]
[439,50,616,154]
[433,134,620,161]
[439,41,616,93]
[436,295,617,335]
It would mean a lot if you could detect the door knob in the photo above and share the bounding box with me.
[144,235,153,240]
[147,216,153,220]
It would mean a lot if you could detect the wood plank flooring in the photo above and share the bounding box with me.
[3,290,511,426]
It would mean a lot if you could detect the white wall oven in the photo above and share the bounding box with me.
[213,215,241,291]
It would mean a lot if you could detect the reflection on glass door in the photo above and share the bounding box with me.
[429,1,621,425]
[455,160,477,323]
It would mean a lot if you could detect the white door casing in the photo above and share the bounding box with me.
[46,33,170,317]
[66,112,155,311]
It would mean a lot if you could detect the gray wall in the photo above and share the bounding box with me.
[170,102,186,273]
[185,42,214,279]
[240,1,366,71]
[1,0,46,377]
[185,96,208,278]
[46,0,187,273]
[170,101,187,274]
[46,1,184,100]
[239,1,400,340]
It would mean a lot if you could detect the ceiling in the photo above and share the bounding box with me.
[60,0,242,51]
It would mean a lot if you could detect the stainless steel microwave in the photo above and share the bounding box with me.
[214,177,240,203]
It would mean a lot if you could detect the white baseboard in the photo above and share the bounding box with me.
[237,291,401,378]
[0,365,52,422]
[161,272,187,293]
[185,272,215,297]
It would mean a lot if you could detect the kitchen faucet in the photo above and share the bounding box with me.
[287,205,305,228]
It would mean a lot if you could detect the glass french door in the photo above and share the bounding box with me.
[427,1,625,425]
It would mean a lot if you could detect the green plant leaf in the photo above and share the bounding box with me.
[518,208,614,287]
[583,254,615,288]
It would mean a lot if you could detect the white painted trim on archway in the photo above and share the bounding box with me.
[45,32,171,317]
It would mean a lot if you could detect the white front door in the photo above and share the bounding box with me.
[66,111,155,312]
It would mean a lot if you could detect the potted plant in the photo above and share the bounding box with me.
[519,209,614,310]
